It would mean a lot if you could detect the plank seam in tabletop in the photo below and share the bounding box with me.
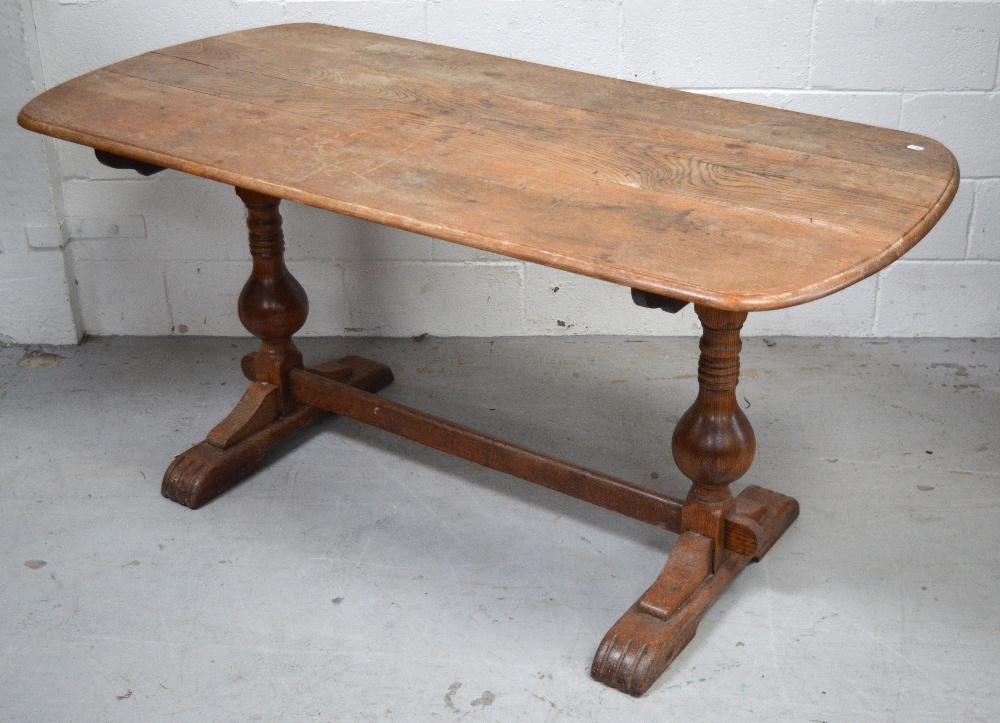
[95,64,900,251]
[109,49,957,262]
[123,49,934,239]
[18,101,956,312]
[150,37,947,191]
[16,24,959,311]
[210,25,954,179]
[121,39,961,300]
[17,80,956,310]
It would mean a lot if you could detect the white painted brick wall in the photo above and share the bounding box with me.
[969,179,1000,259]
[343,261,525,336]
[876,261,1000,337]
[621,0,815,88]
[523,265,702,336]
[266,1,429,40]
[428,0,621,75]
[706,90,902,128]
[900,92,1000,176]
[2,0,998,343]
[0,0,78,344]
[810,0,1000,91]
[903,180,974,260]
[70,258,172,335]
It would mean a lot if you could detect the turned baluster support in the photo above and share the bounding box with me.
[161,188,395,509]
[673,305,755,571]
[234,187,308,413]
[591,303,793,697]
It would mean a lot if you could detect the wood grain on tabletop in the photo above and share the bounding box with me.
[18,23,959,310]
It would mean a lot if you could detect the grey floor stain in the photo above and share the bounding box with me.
[471,690,496,707]
[17,349,63,369]
[444,681,461,712]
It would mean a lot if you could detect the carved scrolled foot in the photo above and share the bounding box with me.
[162,355,395,509]
[163,442,260,509]
[162,404,327,509]
[592,532,713,695]
[592,610,700,697]
[592,484,798,696]
[592,536,752,696]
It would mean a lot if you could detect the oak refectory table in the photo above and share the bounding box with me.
[18,23,958,696]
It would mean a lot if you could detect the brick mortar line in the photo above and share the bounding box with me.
[871,268,882,335]
[806,0,819,91]
[964,180,980,260]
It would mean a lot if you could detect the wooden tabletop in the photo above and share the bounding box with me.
[18,23,958,311]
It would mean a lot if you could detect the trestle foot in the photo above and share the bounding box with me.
[161,356,393,509]
[592,304,798,695]
[592,485,797,696]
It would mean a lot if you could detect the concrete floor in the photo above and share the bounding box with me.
[1,335,998,722]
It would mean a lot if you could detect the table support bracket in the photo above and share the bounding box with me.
[93,148,165,176]
[631,288,689,313]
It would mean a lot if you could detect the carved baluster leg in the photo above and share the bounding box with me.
[161,187,393,509]
[673,306,754,569]
[593,304,795,696]
[235,188,307,411]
